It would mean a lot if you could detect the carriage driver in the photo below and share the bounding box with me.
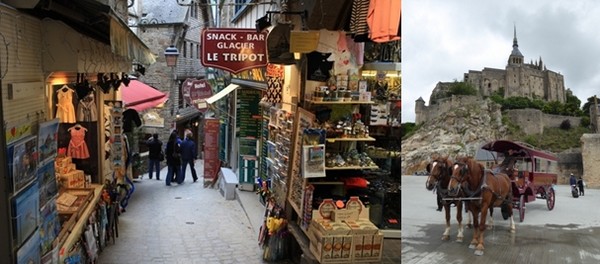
[493,149,519,173]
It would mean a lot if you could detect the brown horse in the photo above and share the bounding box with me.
[425,156,465,242]
[447,156,515,256]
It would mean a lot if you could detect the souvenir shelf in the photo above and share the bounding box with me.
[305,99,376,105]
[267,107,295,209]
[325,136,376,142]
[325,165,379,170]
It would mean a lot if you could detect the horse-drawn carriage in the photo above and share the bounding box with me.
[480,140,558,222]
[426,140,558,256]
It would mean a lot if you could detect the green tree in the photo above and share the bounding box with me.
[582,95,598,116]
[529,99,546,110]
[564,93,582,116]
[448,81,477,96]
[489,94,504,105]
[503,96,530,109]
[543,101,564,115]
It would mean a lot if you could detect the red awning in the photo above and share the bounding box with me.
[121,80,169,112]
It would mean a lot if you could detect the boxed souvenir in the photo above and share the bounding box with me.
[353,232,383,262]
[55,156,72,167]
[344,219,379,235]
[61,170,85,188]
[56,188,94,216]
[308,226,353,264]
[310,218,351,236]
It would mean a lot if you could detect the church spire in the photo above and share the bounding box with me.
[508,24,523,65]
[513,24,518,48]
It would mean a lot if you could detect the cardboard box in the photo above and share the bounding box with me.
[345,219,379,235]
[311,219,352,236]
[308,224,353,263]
[62,170,85,188]
[55,156,72,167]
[331,209,359,222]
[361,234,373,257]
[353,234,364,258]
[341,236,352,259]
[353,232,383,263]
[331,236,343,258]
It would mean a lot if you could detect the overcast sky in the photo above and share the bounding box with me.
[402,0,600,123]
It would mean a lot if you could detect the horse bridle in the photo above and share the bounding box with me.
[426,161,448,189]
[448,162,470,196]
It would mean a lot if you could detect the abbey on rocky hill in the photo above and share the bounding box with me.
[416,26,566,124]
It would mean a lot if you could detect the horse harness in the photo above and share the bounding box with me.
[448,162,512,205]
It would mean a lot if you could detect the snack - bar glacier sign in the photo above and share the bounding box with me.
[201,28,268,74]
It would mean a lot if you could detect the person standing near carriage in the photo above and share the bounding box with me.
[569,173,578,197]
[577,176,585,196]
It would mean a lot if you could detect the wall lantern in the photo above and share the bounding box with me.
[164,45,180,67]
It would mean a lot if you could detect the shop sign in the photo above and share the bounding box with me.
[142,110,164,128]
[182,78,212,112]
[290,30,319,53]
[201,28,268,74]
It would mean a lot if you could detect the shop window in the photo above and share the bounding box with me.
[190,43,194,59]
[191,4,198,19]
[234,0,251,15]
[183,41,188,58]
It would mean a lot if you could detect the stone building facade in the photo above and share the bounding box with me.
[416,27,567,125]
[465,27,565,103]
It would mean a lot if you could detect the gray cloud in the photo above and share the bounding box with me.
[403,0,600,122]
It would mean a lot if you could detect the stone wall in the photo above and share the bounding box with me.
[581,134,600,188]
[505,109,581,135]
[416,95,481,124]
[556,151,582,184]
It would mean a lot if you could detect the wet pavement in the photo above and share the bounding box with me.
[96,160,401,263]
[402,175,600,264]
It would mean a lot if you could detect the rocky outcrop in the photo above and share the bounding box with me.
[402,98,508,175]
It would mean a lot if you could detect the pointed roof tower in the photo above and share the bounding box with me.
[508,25,524,65]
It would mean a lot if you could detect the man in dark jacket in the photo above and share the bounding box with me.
[179,134,198,183]
[146,133,163,180]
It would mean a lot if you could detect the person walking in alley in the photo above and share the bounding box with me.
[146,133,163,180]
[165,131,182,186]
[180,134,199,183]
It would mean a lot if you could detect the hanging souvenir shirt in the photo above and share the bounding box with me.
[68,124,90,159]
[306,51,333,82]
[366,0,401,43]
[77,93,98,122]
[56,85,77,123]
[349,0,370,41]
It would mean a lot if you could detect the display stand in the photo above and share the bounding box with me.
[58,184,103,263]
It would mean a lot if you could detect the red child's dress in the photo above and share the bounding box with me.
[68,126,90,159]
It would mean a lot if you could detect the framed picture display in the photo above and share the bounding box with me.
[287,107,315,215]
[39,198,59,256]
[12,182,40,247]
[8,135,38,194]
[17,230,40,264]
[302,144,326,178]
[37,162,58,208]
[37,119,59,166]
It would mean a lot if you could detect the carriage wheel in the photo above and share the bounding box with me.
[546,187,555,211]
[519,195,526,222]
